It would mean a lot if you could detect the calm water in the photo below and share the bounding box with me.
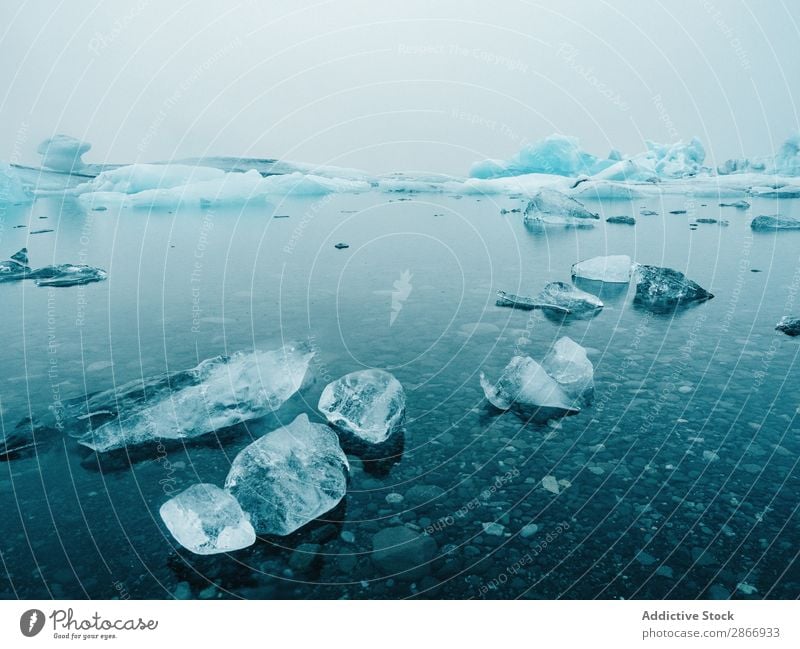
[1,190,799,599]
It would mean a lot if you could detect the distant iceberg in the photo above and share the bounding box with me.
[0,163,32,204]
[718,133,800,176]
[471,133,707,182]
[75,164,371,207]
[37,135,91,172]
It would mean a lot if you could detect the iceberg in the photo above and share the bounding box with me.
[0,163,32,204]
[633,265,714,310]
[523,189,599,225]
[317,369,405,444]
[72,344,314,452]
[571,255,633,283]
[159,483,256,555]
[75,164,371,207]
[470,134,612,179]
[480,356,578,414]
[542,336,594,405]
[470,134,706,181]
[37,135,91,172]
[750,215,800,231]
[775,316,800,336]
[718,133,800,176]
[224,414,349,536]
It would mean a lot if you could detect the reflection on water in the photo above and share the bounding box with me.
[1,192,799,599]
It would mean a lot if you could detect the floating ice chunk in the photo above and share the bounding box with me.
[571,255,633,283]
[317,369,405,444]
[776,316,800,336]
[37,135,91,172]
[77,164,224,193]
[224,414,349,536]
[536,282,603,317]
[750,215,800,231]
[524,189,599,225]
[32,264,107,287]
[0,248,32,282]
[719,200,750,209]
[73,345,314,452]
[0,163,32,204]
[633,265,714,310]
[495,289,571,314]
[480,356,578,414]
[542,336,594,405]
[541,475,560,494]
[606,215,636,225]
[159,483,256,555]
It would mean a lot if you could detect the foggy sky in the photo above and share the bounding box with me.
[1,0,798,174]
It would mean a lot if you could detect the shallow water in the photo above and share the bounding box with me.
[1,191,799,599]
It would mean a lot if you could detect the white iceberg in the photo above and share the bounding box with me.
[37,134,91,172]
[74,344,314,452]
[542,336,594,405]
[317,369,405,444]
[718,133,800,176]
[571,255,633,283]
[159,483,256,555]
[224,414,349,536]
[480,356,578,414]
[75,164,371,207]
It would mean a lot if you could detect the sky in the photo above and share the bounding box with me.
[1,0,799,174]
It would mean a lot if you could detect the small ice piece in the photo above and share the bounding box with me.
[10,248,28,264]
[541,475,560,494]
[32,265,108,287]
[542,336,594,405]
[37,135,91,172]
[750,215,800,231]
[571,255,633,283]
[318,369,405,444]
[718,200,750,209]
[634,265,714,310]
[776,316,800,336]
[224,414,349,536]
[536,282,603,316]
[73,344,314,452]
[523,189,599,225]
[480,356,579,414]
[159,483,256,555]
[495,289,570,314]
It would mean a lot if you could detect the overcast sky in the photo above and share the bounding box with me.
[1,0,798,174]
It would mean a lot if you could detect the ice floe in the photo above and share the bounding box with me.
[571,255,633,283]
[633,265,714,310]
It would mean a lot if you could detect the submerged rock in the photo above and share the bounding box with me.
[571,255,633,283]
[480,356,578,414]
[750,215,800,231]
[606,215,636,225]
[633,265,713,310]
[775,316,800,336]
[224,414,348,536]
[542,336,594,406]
[159,483,256,555]
[318,369,405,444]
[72,344,314,452]
[371,526,437,578]
[523,189,599,225]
